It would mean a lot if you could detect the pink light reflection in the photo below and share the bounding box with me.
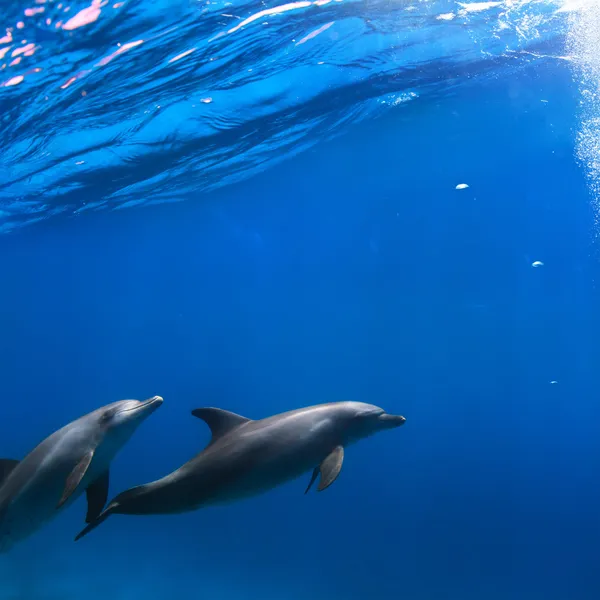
[25,7,45,16]
[95,39,143,66]
[59,68,91,89]
[61,75,77,89]
[295,21,333,45]
[62,0,102,31]
[227,1,311,34]
[3,75,24,86]
[9,57,22,66]
[0,47,10,60]
[12,43,35,57]
[168,47,196,63]
[16,22,25,30]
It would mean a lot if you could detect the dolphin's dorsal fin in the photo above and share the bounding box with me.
[85,470,109,523]
[191,407,251,442]
[0,459,19,486]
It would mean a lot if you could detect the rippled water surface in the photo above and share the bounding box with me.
[0,0,592,232]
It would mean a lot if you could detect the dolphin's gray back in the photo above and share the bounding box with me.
[197,403,344,465]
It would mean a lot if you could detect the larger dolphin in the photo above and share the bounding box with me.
[75,400,406,540]
[0,395,163,552]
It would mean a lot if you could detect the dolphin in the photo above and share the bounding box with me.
[0,395,163,552]
[75,400,406,541]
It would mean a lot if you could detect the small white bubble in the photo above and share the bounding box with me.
[531,260,544,268]
[455,183,469,190]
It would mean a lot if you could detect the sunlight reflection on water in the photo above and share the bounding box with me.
[0,0,582,233]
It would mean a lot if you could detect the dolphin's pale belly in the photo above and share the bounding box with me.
[209,459,315,505]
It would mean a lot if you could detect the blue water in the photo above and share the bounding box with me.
[1,0,600,598]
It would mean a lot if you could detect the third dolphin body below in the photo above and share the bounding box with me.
[75,400,406,541]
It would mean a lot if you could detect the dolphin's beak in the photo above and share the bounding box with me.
[378,414,406,428]
[139,395,164,413]
[120,396,164,415]
[142,395,164,409]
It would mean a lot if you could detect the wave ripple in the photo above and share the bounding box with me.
[0,0,578,232]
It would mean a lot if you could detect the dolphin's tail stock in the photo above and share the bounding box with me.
[74,484,150,541]
[74,504,115,541]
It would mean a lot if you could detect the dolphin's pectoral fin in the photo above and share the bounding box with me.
[317,445,344,492]
[305,447,344,494]
[0,459,19,486]
[304,467,319,494]
[191,407,252,444]
[85,470,109,523]
[57,450,94,509]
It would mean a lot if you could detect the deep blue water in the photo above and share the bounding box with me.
[2,0,600,599]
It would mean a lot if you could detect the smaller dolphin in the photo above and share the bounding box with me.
[75,401,406,541]
[0,396,163,553]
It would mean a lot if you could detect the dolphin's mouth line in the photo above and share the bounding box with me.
[116,396,163,415]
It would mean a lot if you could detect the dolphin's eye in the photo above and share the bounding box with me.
[100,408,118,423]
